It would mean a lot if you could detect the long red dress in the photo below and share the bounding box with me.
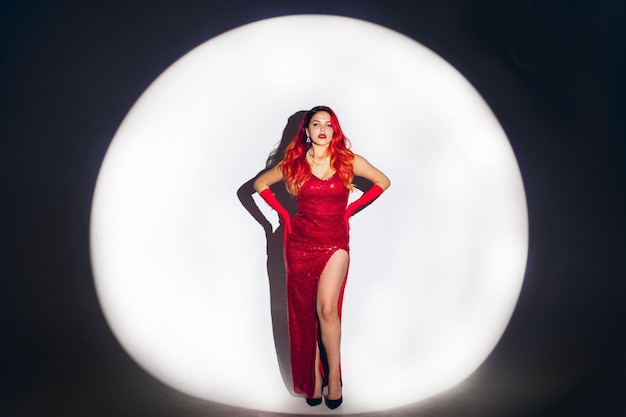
[284,172,349,398]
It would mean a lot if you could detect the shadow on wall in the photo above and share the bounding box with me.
[237,110,306,391]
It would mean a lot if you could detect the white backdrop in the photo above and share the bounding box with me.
[90,15,528,414]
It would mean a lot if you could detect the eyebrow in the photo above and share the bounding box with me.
[311,119,332,123]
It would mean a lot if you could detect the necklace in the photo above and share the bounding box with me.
[307,149,330,178]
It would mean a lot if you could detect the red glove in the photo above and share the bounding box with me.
[344,184,384,227]
[259,188,292,241]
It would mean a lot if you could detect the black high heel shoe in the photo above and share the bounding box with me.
[305,397,322,406]
[324,395,343,409]
[324,379,343,409]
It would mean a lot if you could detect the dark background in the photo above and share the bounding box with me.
[3,1,625,416]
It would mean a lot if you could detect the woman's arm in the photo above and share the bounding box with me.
[344,154,390,223]
[352,154,391,190]
[253,164,291,240]
[253,165,285,193]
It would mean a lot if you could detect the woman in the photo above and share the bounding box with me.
[253,106,390,409]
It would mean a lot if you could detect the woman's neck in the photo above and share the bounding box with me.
[308,146,329,160]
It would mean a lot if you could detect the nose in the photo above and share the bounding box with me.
[320,124,326,131]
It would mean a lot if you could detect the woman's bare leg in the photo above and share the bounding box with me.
[312,343,322,398]
[317,249,349,400]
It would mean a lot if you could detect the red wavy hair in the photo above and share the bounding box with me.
[281,106,354,195]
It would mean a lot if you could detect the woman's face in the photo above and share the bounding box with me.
[306,111,334,146]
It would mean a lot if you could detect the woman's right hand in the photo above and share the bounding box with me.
[281,215,292,242]
[258,188,292,242]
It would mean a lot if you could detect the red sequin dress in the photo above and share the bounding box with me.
[284,172,349,398]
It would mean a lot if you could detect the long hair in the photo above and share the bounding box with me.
[281,106,354,195]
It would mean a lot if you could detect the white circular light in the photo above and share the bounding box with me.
[90,15,527,414]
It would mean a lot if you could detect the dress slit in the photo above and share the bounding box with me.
[313,249,349,388]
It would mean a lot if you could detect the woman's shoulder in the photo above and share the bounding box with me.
[352,154,368,166]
